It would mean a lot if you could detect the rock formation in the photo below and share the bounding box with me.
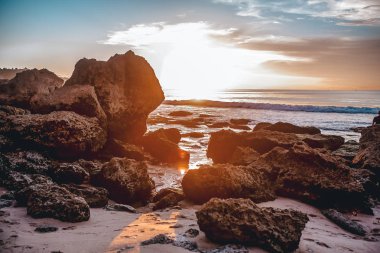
[196,198,309,253]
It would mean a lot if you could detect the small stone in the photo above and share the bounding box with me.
[35,225,58,233]
[105,203,137,213]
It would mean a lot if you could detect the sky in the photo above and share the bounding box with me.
[1,0,380,90]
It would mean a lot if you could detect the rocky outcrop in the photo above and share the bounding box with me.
[142,128,189,167]
[353,126,380,182]
[0,111,107,157]
[65,51,164,141]
[152,188,184,210]
[182,164,275,204]
[255,121,321,134]
[332,140,360,166]
[207,126,344,163]
[30,84,107,127]
[260,143,375,213]
[0,69,63,109]
[196,198,308,253]
[62,184,108,208]
[92,158,154,204]
[16,183,90,222]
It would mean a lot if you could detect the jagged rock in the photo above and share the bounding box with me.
[0,151,52,175]
[152,188,185,210]
[182,164,275,204]
[99,139,147,160]
[196,198,308,253]
[17,183,90,222]
[353,126,380,183]
[30,84,107,127]
[49,163,89,184]
[207,127,344,163]
[169,110,193,117]
[261,143,375,213]
[105,203,136,213]
[0,69,63,108]
[142,128,189,167]
[65,51,164,141]
[257,121,321,135]
[62,184,108,208]
[35,225,58,233]
[229,147,260,165]
[0,111,107,157]
[332,140,360,166]
[321,209,366,236]
[92,158,154,204]
[230,118,250,125]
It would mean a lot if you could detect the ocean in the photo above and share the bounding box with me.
[149,89,380,168]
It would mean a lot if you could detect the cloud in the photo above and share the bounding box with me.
[213,0,380,26]
[239,37,380,89]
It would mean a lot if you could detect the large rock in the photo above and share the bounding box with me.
[16,183,90,222]
[0,69,63,108]
[49,163,89,184]
[182,164,275,204]
[260,143,376,213]
[0,151,53,175]
[92,158,154,204]
[142,128,189,167]
[30,84,107,127]
[62,184,108,208]
[152,188,185,210]
[207,127,344,163]
[196,198,308,253]
[254,121,321,135]
[0,111,107,157]
[65,51,164,141]
[353,126,380,182]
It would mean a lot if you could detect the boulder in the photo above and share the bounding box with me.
[257,122,321,135]
[62,184,108,208]
[30,84,107,127]
[18,183,90,222]
[353,126,380,182]
[92,158,154,204]
[207,128,344,163]
[261,143,375,213]
[229,147,260,166]
[49,163,89,184]
[0,69,63,108]
[142,129,189,167]
[0,111,107,157]
[196,198,308,253]
[65,51,164,141]
[152,188,185,210]
[182,164,275,204]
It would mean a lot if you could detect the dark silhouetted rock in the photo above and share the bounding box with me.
[105,203,136,213]
[62,184,108,208]
[92,158,154,204]
[182,164,275,204]
[35,225,58,233]
[65,51,164,141]
[321,209,366,236]
[49,163,89,184]
[0,69,63,108]
[30,84,107,127]
[0,111,107,157]
[196,198,308,253]
[353,126,380,183]
[169,110,193,117]
[17,183,90,222]
[142,128,189,167]
[152,188,184,210]
[230,118,250,125]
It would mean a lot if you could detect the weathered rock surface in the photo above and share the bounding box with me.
[65,51,164,141]
[92,158,154,204]
[261,143,375,213]
[0,151,52,175]
[321,209,366,236]
[332,140,360,166]
[353,125,380,182]
[30,84,107,127]
[62,184,108,208]
[0,105,30,117]
[16,183,90,222]
[99,138,147,160]
[0,111,107,157]
[1,171,52,192]
[196,198,308,253]
[207,126,344,163]
[182,164,275,204]
[142,128,189,167]
[152,188,184,210]
[0,69,63,108]
[49,163,89,184]
[229,147,260,166]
